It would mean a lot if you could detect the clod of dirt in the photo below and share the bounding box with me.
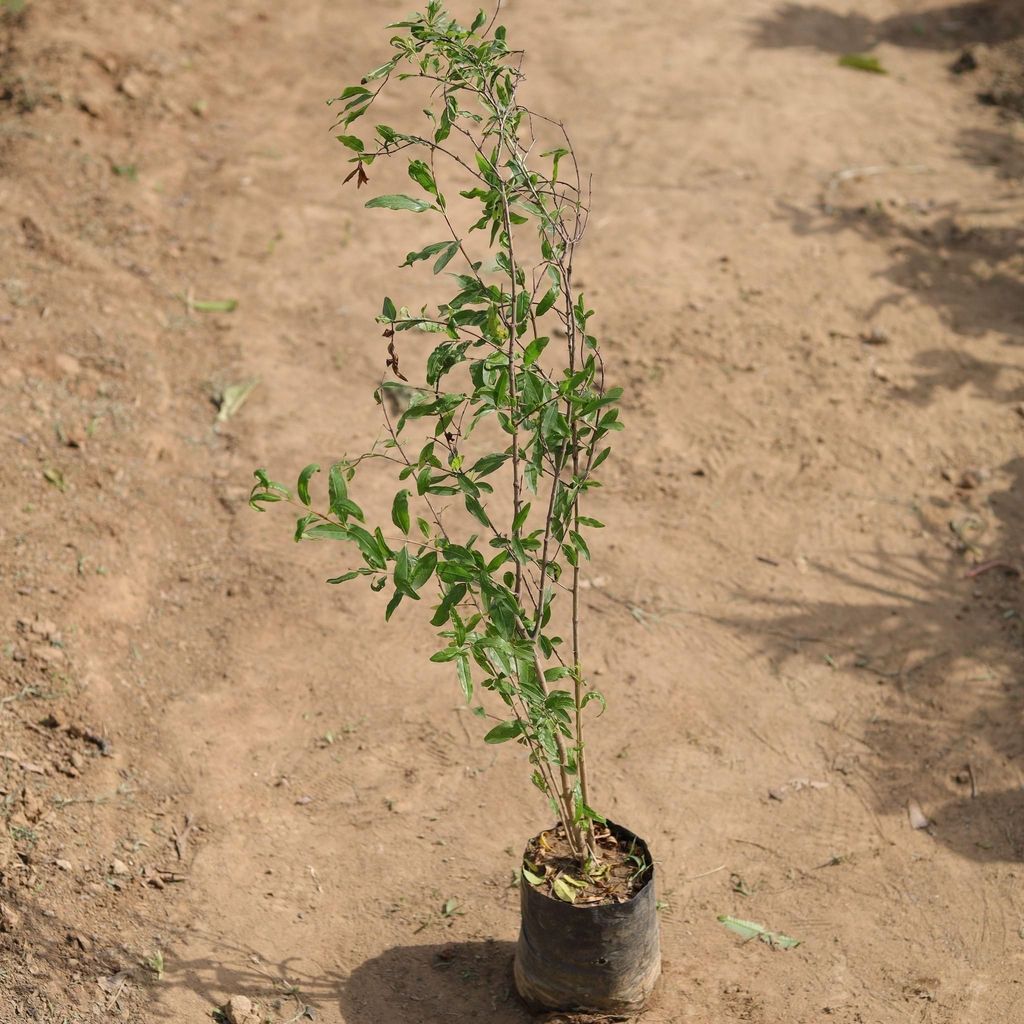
[0,902,22,932]
[32,645,65,664]
[118,73,148,101]
[907,799,931,830]
[224,994,259,1024]
[860,325,890,345]
[950,51,978,75]
[110,858,130,877]
[76,92,106,119]
[956,467,989,490]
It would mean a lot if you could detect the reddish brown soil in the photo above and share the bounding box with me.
[2,1,1024,1022]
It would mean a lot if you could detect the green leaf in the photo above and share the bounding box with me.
[363,57,398,82]
[433,241,459,274]
[569,529,590,561]
[581,690,607,715]
[392,489,411,533]
[407,160,436,195]
[838,53,887,74]
[336,134,365,152]
[512,502,531,534]
[522,866,544,886]
[248,490,284,510]
[306,523,349,540]
[293,512,315,541]
[332,85,371,102]
[470,452,508,477]
[435,106,451,143]
[541,146,570,183]
[365,194,434,213]
[456,654,473,702]
[484,720,523,744]
[297,463,320,506]
[400,241,451,268]
[328,463,348,516]
[426,341,468,387]
[535,287,558,318]
[345,523,387,568]
[523,336,549,366]
[578,803,606,824]
[717,916,801,950]
[465,495,490,527]
[552,877,578,903]
[382,296,397,320]
[192,298,238,313]
[583,386,623,415]
[394,546,419,599]
[430,645,462,664]
[385,590,403,621]
[410,551,437,590]
[326,571,363,584]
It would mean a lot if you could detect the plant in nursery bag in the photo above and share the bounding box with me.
[250,4,659,1012]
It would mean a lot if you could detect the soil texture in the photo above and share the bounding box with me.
[2,1,1024,1022]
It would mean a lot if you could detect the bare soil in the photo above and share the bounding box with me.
[2,1,1024,1022]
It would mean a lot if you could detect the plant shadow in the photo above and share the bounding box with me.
[748,1,1023,54]
[776,195,1024,392]
[340,940,530,1023]
[718,456,1024,863]
[958,126,1024,180]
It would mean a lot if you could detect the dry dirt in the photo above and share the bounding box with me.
[1,1,1024,1021]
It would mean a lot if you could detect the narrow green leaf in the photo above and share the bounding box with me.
[392,489,411,533]
[430,646,461,663]
[333,85,371,102]
[465,495,490,527]
[523,336,549,366]
[400,241,451,268]
[456,654,473,702]
[191,298,237,313]
[394,546,419,599]
[552,877,578,903]
[336,134,365,152]
[328,463,348,516]
[326,571,363,584]
[365,194,434,213]
[385,590,403,621]
[410,551,437,590]
[433,241,459,274]
[293,513,316,542]
[470,452,509,477]
[569,529,590,561]
[306,523,349,540]
[718,915,801,950]
[512,502,531,534]
[297,463,320,506]
[382,296,397,320]
[536,284,561,315]
[407,159,436,195]
[838,53,887,74]
[484,720,523,744]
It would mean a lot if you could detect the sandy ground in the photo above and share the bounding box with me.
[2,1,1024,1021]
